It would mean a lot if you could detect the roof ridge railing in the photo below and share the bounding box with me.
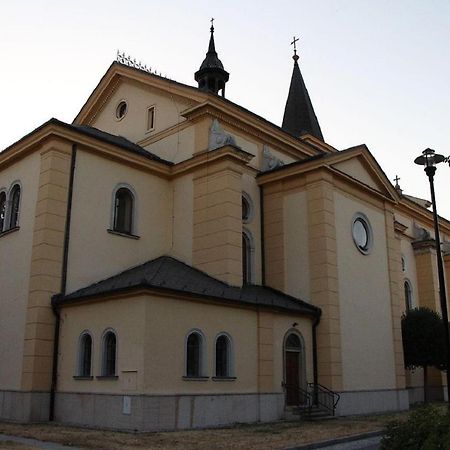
[116,50,171,80]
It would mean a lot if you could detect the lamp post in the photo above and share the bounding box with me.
[414,148,450,404]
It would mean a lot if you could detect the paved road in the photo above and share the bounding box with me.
[318,435,381,450]
[0,434,84,450]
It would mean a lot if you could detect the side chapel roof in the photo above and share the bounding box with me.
[55,256,320,316]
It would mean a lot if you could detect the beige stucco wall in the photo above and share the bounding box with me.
[57,294,314,396]
[66,150,171,293]
[284,190,310,300]
[334,191,397,391]
[91,80,194,148]
[0,152,41,389]
[168,174,193,265]
[145,127,195,163]
[332,159,381,192]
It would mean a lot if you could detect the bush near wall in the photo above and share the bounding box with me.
[381,405,450,450]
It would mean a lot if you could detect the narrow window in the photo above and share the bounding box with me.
[186,332,202,377]
[102,331,117,376]
[78,333,92,377]
[242,231,253,284]
[0,192,6,232]
[404,280,413,311]
[215,335,231,377]
[113,188,133,234]
[147,106,155,131]
[8,184,21,229]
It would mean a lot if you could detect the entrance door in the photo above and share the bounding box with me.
[285,351,300,405]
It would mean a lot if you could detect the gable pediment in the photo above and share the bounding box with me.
[329,146,399,202]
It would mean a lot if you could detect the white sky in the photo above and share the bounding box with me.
[1,0,449,218]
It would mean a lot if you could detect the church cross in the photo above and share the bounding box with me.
[291,36,300,55]
[394,175,401,186]
[210,17,215,30]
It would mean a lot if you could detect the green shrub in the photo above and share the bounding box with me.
[381,405,450,450]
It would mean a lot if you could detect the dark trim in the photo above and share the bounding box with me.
[73,376,93,380]
[259,185,266,286]
[107,229,140,240]
[0,226,20,238]
[312,313,321,388]
[182,376,209,381]
[49,144,77,422]
[96,376,119,380]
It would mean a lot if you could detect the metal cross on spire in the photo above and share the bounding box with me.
[394,175,401,186]
[291,36,300,61]
[210,17,215,32]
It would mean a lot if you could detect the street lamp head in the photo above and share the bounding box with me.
[414,148,445,168]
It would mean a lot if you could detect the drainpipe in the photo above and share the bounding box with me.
[259,185,265,286]
[312,311,321,404]
[49,144,77,421]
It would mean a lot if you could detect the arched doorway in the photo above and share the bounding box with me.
[284,331,305,406]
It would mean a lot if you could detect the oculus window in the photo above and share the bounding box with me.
[352,213,373,254]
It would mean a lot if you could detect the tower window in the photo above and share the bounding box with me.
[8,184,21,229]
[147,106,155,132]
[113,187,134,234]
[116,101,128,120]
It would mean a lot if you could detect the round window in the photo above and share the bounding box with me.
[352,214,372,254]
[116,101,128,120]
[242,193,253,223]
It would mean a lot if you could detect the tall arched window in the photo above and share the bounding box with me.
[102,330,117,376]
[0,191,6,232]
[404,280,413,311]
[215,334,232,377]
[242,229,254,284]
[113,187,134,234]
[78,332,92,377]
[8,184,21,229]
[186,331,204,377]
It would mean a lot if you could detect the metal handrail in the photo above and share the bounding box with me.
[282,383,313,413]
[308,382,340,414]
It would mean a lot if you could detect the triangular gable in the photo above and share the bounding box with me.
[74,62,208,126]
[329,145,399,202]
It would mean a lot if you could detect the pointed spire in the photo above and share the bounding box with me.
[195,19,229,97]
[281,37,323,141]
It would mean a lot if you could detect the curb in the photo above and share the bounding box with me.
[284,430,384,450]
[0,433,85,450]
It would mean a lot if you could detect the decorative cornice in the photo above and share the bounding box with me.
[394,220,408,235]
[412,238,436,252]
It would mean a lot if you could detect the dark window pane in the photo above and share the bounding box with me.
[0,192,6,231]
[216,335,229,377]
[80,334,92,376]
[286,334,301,349]
[114,188,133,234]
[187,333,200,377]
[242,233,250,284]
[9,186,20,228]
[104,332,116,376]
[242,197,249,221]
[404,281,412,311]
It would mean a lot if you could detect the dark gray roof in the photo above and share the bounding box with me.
[56,256,320,316]
[282,58,324,141]
[0,118,172,166]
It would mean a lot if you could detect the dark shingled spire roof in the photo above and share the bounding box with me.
[199,25,225,71]
[282,55,323,141]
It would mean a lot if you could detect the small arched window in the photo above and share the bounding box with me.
[113,188,133,234]
[186,331,204,377]
[215,334,232,377]
[78,332,92,377]
[102,330,117,376]
[404,280,413,311]
[8,184,21,229]
[0,191,6,232]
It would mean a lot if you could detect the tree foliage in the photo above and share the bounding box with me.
[401,307,447,371]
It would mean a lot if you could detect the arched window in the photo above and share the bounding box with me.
[242,229,254,284]
[78,332,92,377]
[102,330,117,376]
[113,187,133,234]
[186,331,204,377]
[0,191,6,232]
[404,280,413,311]
[215,334,232,377]
[8,184,21,229]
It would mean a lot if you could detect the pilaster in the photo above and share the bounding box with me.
[306,171,342,391]
[21,141,72,391]
[257,311,274,392]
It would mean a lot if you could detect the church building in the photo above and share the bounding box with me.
[1,25,449,431]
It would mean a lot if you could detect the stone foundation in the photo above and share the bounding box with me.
[55,392,285,431]
[0,390,50,422]
[336,388,409,416]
